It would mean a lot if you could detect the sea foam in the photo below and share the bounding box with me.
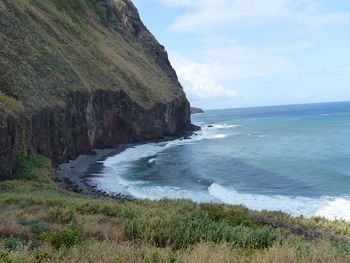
[127,185,216,204]
[208,183,350,220]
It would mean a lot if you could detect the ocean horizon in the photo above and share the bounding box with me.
[90,101,350,220]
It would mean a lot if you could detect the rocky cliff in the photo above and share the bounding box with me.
[190,107,204,114]
[0,0,193,179]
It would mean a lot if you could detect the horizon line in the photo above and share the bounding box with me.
[197,100,350,111]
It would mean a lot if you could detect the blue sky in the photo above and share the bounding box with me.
[133,0,350,110]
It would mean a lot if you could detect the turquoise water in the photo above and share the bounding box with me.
[91,102,350,220]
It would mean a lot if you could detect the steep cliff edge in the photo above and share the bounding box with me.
[0,0,193,179]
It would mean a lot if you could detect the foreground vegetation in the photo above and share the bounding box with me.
[0,155,349,262]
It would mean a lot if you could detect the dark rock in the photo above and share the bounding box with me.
[190,107,204,114]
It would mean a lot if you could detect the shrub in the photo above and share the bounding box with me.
[42,230,83,249]
[46,207,77,224]
[0,182,14,192]
[14,154,52,183]
[77,202,101,215]
[0,251,11,263]
[34,251,51,263]
[200,203,256,228]
[3,238,27,252]
[30,221,52,235]
[331,241,350,255]
[123,212,276,250]
[230,225,277,249]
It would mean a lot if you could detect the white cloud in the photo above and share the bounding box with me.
[333,64,350,73]
[169,52,237,101]
[169,40,296,103]
[201,41,297,81]
[147,0,350,107]
[156,0,349,35]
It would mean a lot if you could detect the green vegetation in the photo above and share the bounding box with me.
[46,0,108,24]
[2,0,184,115]
[34,45,50,56]
[40,230,83,250]
[0,155,349,262]
[0,91,24,116]
[13,154,52,183]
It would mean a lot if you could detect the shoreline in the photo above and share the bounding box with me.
[55,144,135,200]
[55,129,200,200]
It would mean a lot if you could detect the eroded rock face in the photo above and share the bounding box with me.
[0,90,191,179]
[0,0,193,179]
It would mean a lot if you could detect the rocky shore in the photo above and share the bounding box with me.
[55,128,199,200]
[55,145,134,200]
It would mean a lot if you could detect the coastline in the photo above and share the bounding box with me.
[55,128,200,200]
[55,145,135,200]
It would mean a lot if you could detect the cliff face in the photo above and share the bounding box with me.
[0,0,193,179]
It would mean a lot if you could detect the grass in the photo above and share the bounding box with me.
[3,0,184,114]
[0,91,24,116]
[47,0,108,25]
[0,154,349,262]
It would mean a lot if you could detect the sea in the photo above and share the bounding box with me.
[89,101,350,220]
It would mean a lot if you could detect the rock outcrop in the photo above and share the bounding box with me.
[0,0,194,179]
[190,107,204,114]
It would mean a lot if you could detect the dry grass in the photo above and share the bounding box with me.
[249,243,350,263]
[0,217,31,240]
[0,91,24,115]
[2,242,350,263]
[79,215,125,242]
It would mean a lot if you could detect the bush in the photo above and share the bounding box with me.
[123,211,276,250]
[14,154,52,183]
[34,251,51,263]
[30,221,52,235]
[0,251,11,263]
[0,182,14,192]
[77,202,101,215]
[42,230,83,249]
[3,238,27,252]
[200,203,257,228]
[331,241,350,255]
[46,207,76,224]
[230,225,277,249]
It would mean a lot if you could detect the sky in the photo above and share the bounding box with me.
[133,0,350,110]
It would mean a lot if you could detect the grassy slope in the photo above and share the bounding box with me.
[0,155,349,263]
[0,0,184,115]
